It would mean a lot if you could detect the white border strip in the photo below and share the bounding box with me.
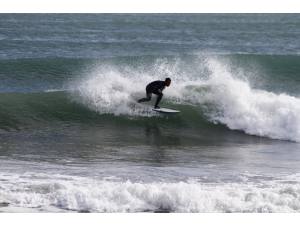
[0,0,299,13]
[0,213,299,225]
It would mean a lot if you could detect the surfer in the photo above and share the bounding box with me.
[138,78,171,109]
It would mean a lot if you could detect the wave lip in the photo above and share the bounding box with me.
[1,172,300,213]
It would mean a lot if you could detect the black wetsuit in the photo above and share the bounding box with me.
[138,80,166,108]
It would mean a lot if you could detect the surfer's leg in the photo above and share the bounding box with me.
[138,92,152,103]
[154,93,163,108]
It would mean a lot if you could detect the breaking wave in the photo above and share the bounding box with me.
[1,54,300,142]
[71,55,300,142]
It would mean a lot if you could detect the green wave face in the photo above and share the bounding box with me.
[0,54,300,142]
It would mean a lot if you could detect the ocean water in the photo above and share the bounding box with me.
[0,14,300,212]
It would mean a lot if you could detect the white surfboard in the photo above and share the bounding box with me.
[152,107,180,114]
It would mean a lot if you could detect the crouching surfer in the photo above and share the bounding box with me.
[137,78,171,109]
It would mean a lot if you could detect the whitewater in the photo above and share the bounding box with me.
[1,171,300,213]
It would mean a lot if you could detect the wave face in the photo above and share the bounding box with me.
[1,54,300,142]
[1,172,300,213]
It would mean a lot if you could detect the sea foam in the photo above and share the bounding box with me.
[1,172,300,212]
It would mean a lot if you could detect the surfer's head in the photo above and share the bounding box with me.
[165,78,171,87]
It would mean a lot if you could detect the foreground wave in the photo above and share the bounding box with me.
[0,172,300,212]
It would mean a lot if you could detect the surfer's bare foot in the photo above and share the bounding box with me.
[154,106,160,109]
